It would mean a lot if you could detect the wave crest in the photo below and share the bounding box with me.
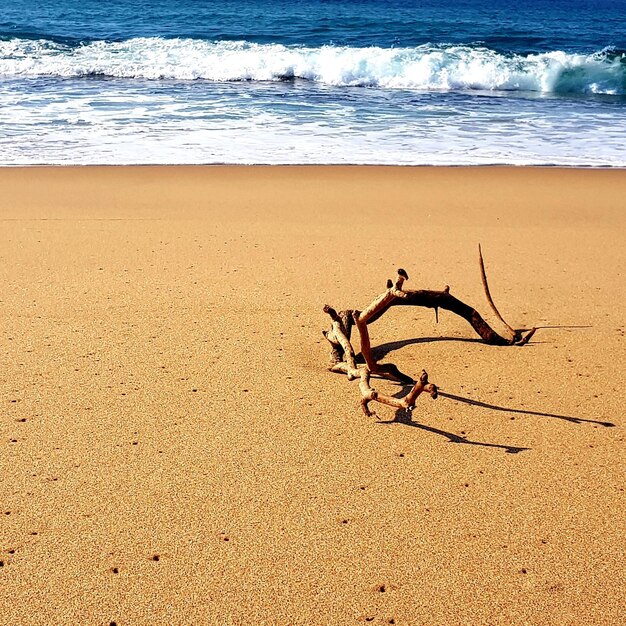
[1,37,624,94]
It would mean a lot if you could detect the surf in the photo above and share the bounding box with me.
[0,37,624,96]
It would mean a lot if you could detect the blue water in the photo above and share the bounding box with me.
[1,0,625,165]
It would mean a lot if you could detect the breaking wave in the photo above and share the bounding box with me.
[1,37,625,95]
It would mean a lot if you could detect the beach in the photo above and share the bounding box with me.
[1,165,625,625]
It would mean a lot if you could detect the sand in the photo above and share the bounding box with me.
[1,166,625,625]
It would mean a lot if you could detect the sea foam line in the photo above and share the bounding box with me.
[0,37,625,94]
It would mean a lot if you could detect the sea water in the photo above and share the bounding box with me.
[1,0,625,165]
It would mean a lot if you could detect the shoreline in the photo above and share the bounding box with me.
[3,163,626,170]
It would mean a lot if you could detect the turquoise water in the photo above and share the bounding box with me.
[1,0,625,165]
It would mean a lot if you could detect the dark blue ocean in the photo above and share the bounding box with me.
[1,0,625,165]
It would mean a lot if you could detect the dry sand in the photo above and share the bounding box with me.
[1,166,625,625]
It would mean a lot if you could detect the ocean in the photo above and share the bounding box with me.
[1,0,625,166]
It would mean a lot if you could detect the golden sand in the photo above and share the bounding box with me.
[1,166,625,625]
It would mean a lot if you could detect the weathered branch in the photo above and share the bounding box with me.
[386,288,518,345]
[478,244,516,341]
[322,305,356,366]
[324,302,436,416]
[360,369,438,419]
[356,251,536,346]
[353,309,412,383]
[322,249,538,419]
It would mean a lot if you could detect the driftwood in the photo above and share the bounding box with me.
[323,247,536,419]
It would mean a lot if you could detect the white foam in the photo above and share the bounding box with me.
[1,88,625,166]
[0,37,624,94]
[1,38,625,167]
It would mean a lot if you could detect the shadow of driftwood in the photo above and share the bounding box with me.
[366,326,607,451]
[532,325,593,330]
[372,336,482,361]
[372,326,590,361]
[438,392,615,427]
[377,383,530,454]
[379,411,529,454]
